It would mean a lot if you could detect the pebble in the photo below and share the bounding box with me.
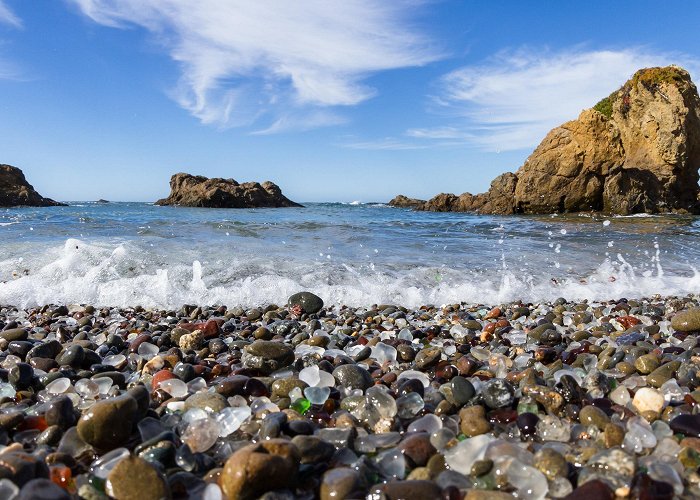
[105,456,169,500]
[632,387,665,415]
[220,439,299,500]
[332,364,373,390]
[287,292,324,314]
[77,393,139,450]
[671,307,700,332]
[0,293,696,498]
[459,405,492,437]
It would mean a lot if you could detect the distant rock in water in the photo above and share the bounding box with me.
[388,195,426,209]
[155,173,302,208]
[0,165,66,207]
[410,66,700,215]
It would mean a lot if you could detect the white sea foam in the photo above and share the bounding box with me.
[0,237,698,309]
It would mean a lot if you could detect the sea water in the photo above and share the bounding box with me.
[1,202,699,308]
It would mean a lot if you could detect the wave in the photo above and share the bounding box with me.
[0,238,697,309]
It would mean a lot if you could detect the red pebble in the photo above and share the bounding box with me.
[152,369,176,390]
[484,307,501,320]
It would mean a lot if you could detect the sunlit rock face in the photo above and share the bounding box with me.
[415,66,700,215]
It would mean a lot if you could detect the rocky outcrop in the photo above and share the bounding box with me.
[413,66,700,215]
[155,173,302,208]
[388,195,425,209]
[0,165,66,207]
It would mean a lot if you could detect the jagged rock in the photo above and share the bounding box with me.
[155,173,302,208]
[388,195,426,209]
[417,66,700,215]
[0,165,66,207]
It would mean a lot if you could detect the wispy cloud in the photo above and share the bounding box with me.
[69,0,440,132]
[0,1,21,28]
[424,47,699,151]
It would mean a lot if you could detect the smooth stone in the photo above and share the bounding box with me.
[369,480,441,500]
[670,414,700,438]
[603,423,625,447]
[332,364,373,391]
[26,340,62,360]
[671,308,700,332]
[106,456,170,500]
[77,393,138,451]
[184,392,228,413]
[632,387,665,414]
[647,361,681,388]
[450,376,475,406]
[481,379,515,409]
[0,328,28,342]
[0,452,50,487]
[534,447,568,480]
[44,395,77,430]
[242,341,295,375]
[579,405,610,430]
[55,344,85,367]
[220,439,299,500]
[9,363,33,389]
[398,433,436,467]
[288,292,324,314]
[290,435,335,464]
[459,406,492,437]
[634,354,660,374]
[320,468,361,500]
[561,479,614,500]
[17,478,69,500]
[414,347,441,370]
[397,345,416,362]
[271,378,307,398]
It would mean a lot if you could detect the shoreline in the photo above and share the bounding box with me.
[0,292,699,498]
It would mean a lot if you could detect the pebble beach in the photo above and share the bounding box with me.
[1,291,700,499]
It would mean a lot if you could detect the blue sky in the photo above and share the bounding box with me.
[0,1,698,203]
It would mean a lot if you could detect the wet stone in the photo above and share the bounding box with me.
[106,455,169,500]
[288,292,324,315]
[242,340,295,374]
[184,392,228,413]
[17,478,70,500]
[671,308,700,332]
[77,393,139,451]
[481,379,515,409]
[332,364,373,391]
[450,376,475,406]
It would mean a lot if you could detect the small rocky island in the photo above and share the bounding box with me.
[155,173,302,208]
[0,164,66,207]
[391,66,700,215]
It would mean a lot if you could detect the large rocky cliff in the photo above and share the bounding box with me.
[0,164,66,207]
[155,173,302,208]
[394,66,700,215]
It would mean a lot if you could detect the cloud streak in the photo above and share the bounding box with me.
[69,0,440,131]
[0,1,21,28]
[424,47,699,151]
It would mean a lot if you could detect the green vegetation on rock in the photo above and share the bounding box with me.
[632,66,687,90]
[593,90,618,119]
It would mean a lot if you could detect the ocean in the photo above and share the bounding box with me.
[1,202,699,308]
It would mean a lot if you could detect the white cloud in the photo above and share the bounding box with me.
[0,1,21,28]
[424,47,699,151]
[69,0,440,131]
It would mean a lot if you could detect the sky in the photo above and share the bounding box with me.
[0,1,698,203]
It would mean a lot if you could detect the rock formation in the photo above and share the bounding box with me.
[0,165,66,207]
[388,195,425,208]
[402,66,700,215]
[155,173,302,208]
